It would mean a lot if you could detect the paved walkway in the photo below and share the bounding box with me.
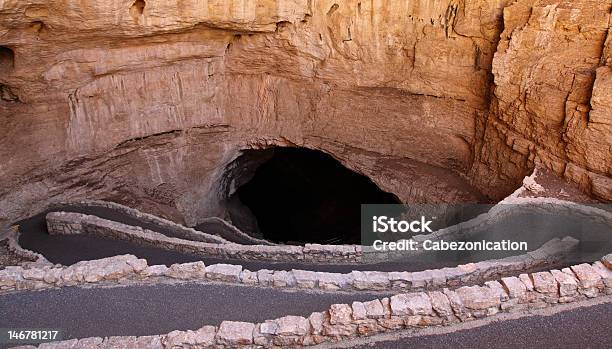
[2,284,610,349]
[0,283,387,348]
[17,206,610,272]
[12,208,492,272]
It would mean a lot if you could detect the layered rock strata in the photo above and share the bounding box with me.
[0,0,610,231]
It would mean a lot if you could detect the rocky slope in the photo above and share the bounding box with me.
[0,0,610,228]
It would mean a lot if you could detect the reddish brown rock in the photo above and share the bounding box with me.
[0,0,608,230]
[470,0,612,200]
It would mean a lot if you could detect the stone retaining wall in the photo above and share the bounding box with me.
[47,200,603,266]
[57,201,232,244]
[71,200,275,245]
[195,216,274,246]
[155,237,580,292]
[0,227,51,269]
[0,255,145,292]
[45,194,612,265]
[0,237,581,294]
[12,254,612,349]
[46,212,363,264]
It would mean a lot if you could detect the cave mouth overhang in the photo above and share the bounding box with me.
[218,147,402,245]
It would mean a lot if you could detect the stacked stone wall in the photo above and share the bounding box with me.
[0,237,581,294]
[10,255,612,349]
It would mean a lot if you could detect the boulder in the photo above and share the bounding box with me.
[455,286,501,310]
[167,261,206,280]
[274,315,310,336]
[329,304,352,325]
[390,292,433,316]
[205,263,242,282]
[215,321,255,346]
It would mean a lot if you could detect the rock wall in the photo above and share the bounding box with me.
[0,0,610,227]
[470,0,612,200]
[63,200,273,245]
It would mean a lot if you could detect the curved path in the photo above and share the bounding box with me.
[5,204,612,349]
[16,206,611,271]
[0,283,388,348]
[1,284,610,349]
[350,301,612,349]
[16,209,478,271]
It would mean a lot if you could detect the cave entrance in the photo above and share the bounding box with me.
[225,147,401,244]
[0,46,15,73]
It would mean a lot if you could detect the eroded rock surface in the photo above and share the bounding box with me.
[471,0,612,200]
[0,0,610,229]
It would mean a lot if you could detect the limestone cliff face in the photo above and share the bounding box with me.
[0,0,610,226]
[471,0,612,200]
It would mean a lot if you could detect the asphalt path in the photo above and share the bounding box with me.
[15,205,611,272]
[1,283,610,349]
[0,283,389,348]
[353,301,612,349]
[13,208,497,272]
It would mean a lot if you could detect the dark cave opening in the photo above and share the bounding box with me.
[226,147,401,245]
[0,46,15,73]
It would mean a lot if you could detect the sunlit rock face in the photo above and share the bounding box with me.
[0,0,609,227]
[470,0,612,201]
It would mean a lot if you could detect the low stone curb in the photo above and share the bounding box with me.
[47,205,595,266]
[1,227,52,269]
[12,255,612,349]
[193,216,274,246]
[54,201,232,245]
[0,238,583,294]
[46,194,612,266]
[46,212,363,263]
[68,200,275,246]
[0,255,147,292]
